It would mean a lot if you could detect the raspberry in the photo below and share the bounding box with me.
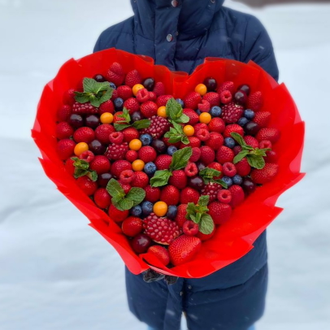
[221,102,244,123]
[72,102,98,115]
[141,116,170,139]
[196,128,210,141]
[143,213,180,245]
[201,182,222,202]
[220,90,232,104]
[198,99,211,112]
[105,143,129,160]
[217,189,232,204]
[109,131,124,144]
[259,140,272,149]
[119,170,136,184]
[222,162,237,177]
[194,123,208,132]
[184,162,198,177]
[136,88,150,103]
[183,220,199,236]
[79,150,95,163]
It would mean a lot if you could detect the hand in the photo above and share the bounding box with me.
[143,269,178,285]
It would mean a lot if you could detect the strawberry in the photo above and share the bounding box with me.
[183,220,199,236]
[147,245,170,266]
[184,91,202,109]
[105,143,129,160]
[198,99,211,112]
[122,216,143,237]
[190,147,201,162]
[244,135,259,148]
[99,100,114,114]
[143,213,180,244]
[138,146,157,163]
[205,132,224,150]
[120,182,131,194]
[73,127,95,143]
[169,170,187,190]
[223,124,244,138]
[207,162,223,178]
[76,176,97,196]
[175,204,188,227]
[156,95,173,107]
[136,88,150,103]
[144,185,161,203]
[131,171,149,188]
[169,235,202,266]
[229,185,245,208]
[216,146,234,164]
[95,124,115,144]
[221,102,244,123]
[220,90,233,104]
[201,182,222,202]
[235,158,251,176]
[56,139,76,160]
[57,105,72,122]
[94,188,111,209]
[108,204,129,222]
[141,116,170,139]
[247,91,263,111]
[149,91,157,101]
[90,155,111,174]
[63,88,75,106]
[113,111,124,123]
[265,150,278,163]
[140,101,158,118]
[180,187,199,204]
[160,185,180,205]
[185,136,201,148]
[217,81,235,95]
[199,146,215,165]
[253,111,271,128]
[183,108,199,125]
[125,69,142,87]
[250,163,279,184]
[72,102,98,115]
[122,127,139,142]
[106,62,125,86]
[155,155,172,170]
[208,202,232,225]
[124,98,140,114]
[153,81,166,96]
[203,92,220,107]
[208,117,225,133]
[125,150,138,162]
[256,128,280,143]
[56,122,73,139]
[116,85,133,100]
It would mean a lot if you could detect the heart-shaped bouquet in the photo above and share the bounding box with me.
[32,48,304,278]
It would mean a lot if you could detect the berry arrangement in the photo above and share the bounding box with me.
[56,62,280,268]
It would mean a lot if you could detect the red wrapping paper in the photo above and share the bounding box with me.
[32,48,305,278]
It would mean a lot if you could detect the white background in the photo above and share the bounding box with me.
[0,0,330,329]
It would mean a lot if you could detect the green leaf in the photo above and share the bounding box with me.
[199,167,221,184]
[150,170,172,187]
[87,171,98,182]
[233,150,249,164]
[116,198,134,211]
[167,135,182,144]
[132,119,151,130]
[72,158,90,170]
[90,98,101,107]
[114,123,132,131]
[213,179,228,189]
[251,148,270,157]
[126,187,146,206]
[199,214,215,235]
[170,147,192,171]
[176,113,190,124]
[247,155,265,169]
[230,132,247,148]
[98,88,113,105]
[106,178,126,199]
[181,136,190,145]
[198,195,209,207]
[94,81,112,94]
[83,78,97,93]
[166,98,183,120]
[74,92,90,103]
[74,169,89,179]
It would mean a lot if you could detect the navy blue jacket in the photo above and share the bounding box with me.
[94,1,278,329]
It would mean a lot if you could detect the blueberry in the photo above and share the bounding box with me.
[114,97,124,111]
[244,109,255,120]
[167,146,177,156]
[109,82,117,89]
[130,205,142,217]
[196,109,202,115]
[222,176,233,187]
[144,162,157,176]
[237,117,249,127]
[140,133,152,146]
[166,205,178,220]
[210,106,222,117]
[131,111,142,122]
[224,137,236,149]
[175,98,184,107]
[142,201,154,217]
[232,174,243,185]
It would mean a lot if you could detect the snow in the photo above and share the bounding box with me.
[1,1,330,329]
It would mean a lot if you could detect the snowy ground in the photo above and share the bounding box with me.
[1,1,330,329]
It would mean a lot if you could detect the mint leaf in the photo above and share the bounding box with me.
[106,178,125,199]
[198,195,209,207]
[74,92,90,103]
[132,119,151,130]
[199,214,214,235]
[126,187,146,206]
[176,113,190,124]
[114,123,132,131]
[213,179,228,189]
[233,150,249,164]
[98,88,113,105]
[170,147,192,171]
[230,132,248,148]
[150,170,172,187]
[199,167,222,184]
[117,198,134,211]
[83,78,97,93]
[74,169,89,179]
[247,155,265,169]
[166,98,183,121]
[87,171,98,182]
[251,148,270,157]
[94,81,111,94]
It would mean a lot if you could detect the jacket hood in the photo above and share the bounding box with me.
[131,0,225,41]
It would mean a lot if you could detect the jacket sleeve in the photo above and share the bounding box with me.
[241,16,279,82]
